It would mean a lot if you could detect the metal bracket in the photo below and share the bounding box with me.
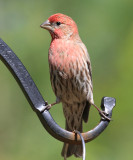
[0,38,115,145]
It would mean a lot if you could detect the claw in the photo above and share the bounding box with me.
[41,104,52,112]
[45,104,52,110]
[40,102,51,113]
[44,101,52,110]
[91,103,112,121]
[99,110,111,121]
[41,101,59,113]
[45,101,48,105]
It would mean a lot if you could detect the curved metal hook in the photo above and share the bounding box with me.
[0,38,116,144]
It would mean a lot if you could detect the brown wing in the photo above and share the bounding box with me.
[87,60,92,82]
[82,101,91,122]
[82,59,93,123]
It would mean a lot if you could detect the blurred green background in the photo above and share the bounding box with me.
[0,0,133,159]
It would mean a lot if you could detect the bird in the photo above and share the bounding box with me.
[40,13,110,159]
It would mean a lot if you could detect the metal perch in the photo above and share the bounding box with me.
[0,38,115,159]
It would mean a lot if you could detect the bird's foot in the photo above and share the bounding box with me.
[98,110,111,121]
[45,101,52,110]
[45,103,52,111]
[41,101,60,113]
[91,103,111,121]
[40,101,52,113]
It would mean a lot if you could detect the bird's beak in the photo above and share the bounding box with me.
[40,20,52,30]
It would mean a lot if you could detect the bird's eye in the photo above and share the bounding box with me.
[56,22,61,26]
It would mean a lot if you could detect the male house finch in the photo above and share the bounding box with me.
[40,13,109,158]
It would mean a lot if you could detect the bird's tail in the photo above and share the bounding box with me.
[61,121,83,158]
[61,143,82,158]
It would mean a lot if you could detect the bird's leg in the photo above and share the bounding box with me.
[91,103,111,121]
[41,97,61,112]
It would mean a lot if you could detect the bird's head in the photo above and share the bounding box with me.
[40,13,79,40]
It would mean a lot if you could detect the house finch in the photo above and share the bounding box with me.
[40,13,109,158]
